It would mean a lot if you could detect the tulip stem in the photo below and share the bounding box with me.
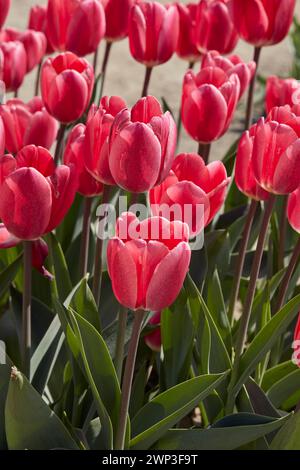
[22,241,32,379]
[141,67,153,97]
[99,41,113,100]
[278,196,288,271]
[114,306,128,383]
[177,61,195,148]
[34,61,42,96]
[226,195,275,413]
[228,199,258,325]
[275,237,300,312]
[198,142,211,164]
[93,47,99,74]
[92,185,111,308]
[115,309,145,450]
[54,123,66,165]
[245,46,262,130]
[79,197,93,279]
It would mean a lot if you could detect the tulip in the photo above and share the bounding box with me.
[28,4,54,53]
[144,311,161,352]
[128,1,179,67]
[84,95,127,185]
[293,314,300,368]
[41,52,94,123]
[181,66,240,144]
[195,0,238,55]
[103,0,134,42]
[46,0,106,57]
[0,41,27,92]
[287,187,300,233]
[202,51,256,100]
[64,124,103,197]
[0,116,5,156]
[0,0,10,29]
[0,145,78,240]
[108,96,177,193]
[0,97,58,154]
[176,3,200,64]
[150,153,229,236]
[266,76,300,114]
[232,0,296,47]
[107,213,191,311]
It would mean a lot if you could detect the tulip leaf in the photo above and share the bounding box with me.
[130,372,229,450]
[232,294,300,398]
[0,253,22,299]
[0,364,10,449]
[5,368,79,450]
[270,412,300,450]
[48,233,72,303]
[267,368,300,410]
[153,413,290,450]
[261,360,298,392]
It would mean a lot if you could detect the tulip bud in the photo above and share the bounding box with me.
[107,213,191,311]
[195,0,238,55]
[0,41,27,92]
[129,1,179,67]
[41,52,94,123]
[0,0,10,29]
[0,146,78,240]
[28,4,54,53]
[108,96,177,193]
[181,67,240,143]
[144,311,161,352]
[0,97,58,154]
[266,76,300,114]
[232,0,296,47]
[46,0,106,56]
[175,3,200,63]
[103,0,134,42]
[64,123,103,197]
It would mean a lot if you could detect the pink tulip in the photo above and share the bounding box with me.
[103,0,135,42]
[0,0,10,29]
[176,3,200,63]
[28,4,54,53]
[266,76,300,114]
[0,41,27,92]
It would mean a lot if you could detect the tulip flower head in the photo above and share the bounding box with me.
[232,0,296,47]
[108,96,177,192]
[28,4,54,53]
[41,52,94,123]
[0,97,58,154]
[107,213,191,311]
[0,145,78,240]
[0,41,27,92]
[292,314,300,368]
[0,0,10,29]
[144,311,161,352]
[266,76,300,114]
[195,0,238,55]
[150,153,230,236]
[181,66,240,144]
[129,1,179,67]
[103,0,135,42]
[176,3,201,63]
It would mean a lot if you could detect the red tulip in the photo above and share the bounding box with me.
[266,76,300,114]
[150,153,229,235]
[0,41,27,92]
[46,0,106,56]
[0,97,58,154]
[41,52,94,123]
[232,0,296,47]
[107,213,191,311]
[84,95,127,185]
[109,96,177,193]
[176,3,200,63]
[267,105,300,136]
[0,224,53,279]
[64,123,103,196]
[0,117,5,156]
[0,0,10,29]
[129,1,179,67]
[293,314,300,367]
[144,311,161,352]
[287,187,300,233]
[195,0,238,55]
[28,4,54,53]
[103,0,135,42]
[202,51,256,100]
[181,66,240,143]
[0,145,78,240]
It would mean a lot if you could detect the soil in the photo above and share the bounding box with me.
[6,0,300,160]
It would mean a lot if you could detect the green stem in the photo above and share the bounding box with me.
[114,306,128,383]
[226,195,276,412]
[22,241,32,379]
[34,61,42,96]
[99,41,112,100]
[228,200,258,325]
[79,197,93,279]
[275,237,300,312]
[54,123,66,165]
[198,142,211,164]
[278,196,288,271]
[115,309,145,450]
[244,47,262,130]
[141,66,153,97]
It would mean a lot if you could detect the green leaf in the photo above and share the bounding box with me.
[245,378,281,419]
[64,276,101,332]
[0,364,10,449]
[261,360,298,391]
[271,412,300,450]
[154,414,289,450]
[267,368,300,410]
[48,233,72,303]
[130,372,229,450]
[0,253,22,298]
[233,294,300,397]
[5,368,79,450]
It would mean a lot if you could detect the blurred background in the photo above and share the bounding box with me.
[7,0,300,159]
